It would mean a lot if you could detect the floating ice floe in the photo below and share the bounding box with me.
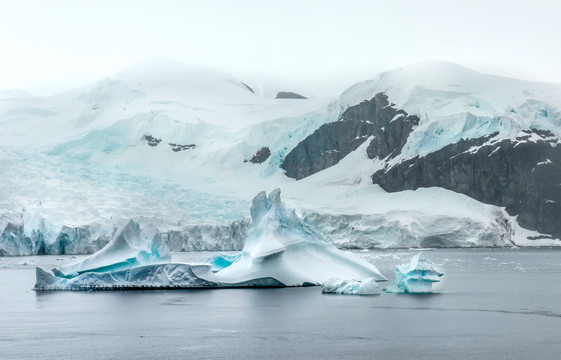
[321,278,381,295]
[35,189,386,291]
[384,252,443,294]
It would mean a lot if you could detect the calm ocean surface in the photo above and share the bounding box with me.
[1,248,560,359]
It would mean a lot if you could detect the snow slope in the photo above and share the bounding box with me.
[2,60,560,255]
[337,61,561,162]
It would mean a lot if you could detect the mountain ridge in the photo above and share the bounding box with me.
[1,60,560,255]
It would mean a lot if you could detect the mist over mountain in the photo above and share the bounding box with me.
[2,60,561,255]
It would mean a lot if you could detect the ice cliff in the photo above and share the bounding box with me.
[34,189,386,290]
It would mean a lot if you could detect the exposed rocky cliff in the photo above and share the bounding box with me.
[281,93,418,179]
[371,129,561,239]
[246,147,271,164]
[281,89,561,240]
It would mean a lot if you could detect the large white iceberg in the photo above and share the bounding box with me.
[384,252,443,293]
[35,189,386,290]
[321,278,381,295]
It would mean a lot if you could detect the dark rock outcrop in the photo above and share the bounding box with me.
[281,93,418,179]
[241,82,255,94]
[145,135,161,147]
[371,129,561,239]
[366,113,419,159]
[281,119,375,179]
[144,136,195,152]
[168,143,196,152]
[276,92,307,99]
[246,147,271,164]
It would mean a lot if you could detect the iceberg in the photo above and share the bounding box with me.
[321,278,381,295]
[192,189,387,286]
[384,252,443,293]
[34,189,386,291]
[53,220,170,278]
[35,264,284,291]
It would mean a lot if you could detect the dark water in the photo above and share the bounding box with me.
[1,249,561,359]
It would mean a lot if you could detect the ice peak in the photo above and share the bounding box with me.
[206,189,387,285]
[250,188,282,224]
[53,219,170,278]
[246,188,328,258]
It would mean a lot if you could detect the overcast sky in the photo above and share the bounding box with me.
[1,0,560,97]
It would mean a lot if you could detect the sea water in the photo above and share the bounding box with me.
[1,248,560,359]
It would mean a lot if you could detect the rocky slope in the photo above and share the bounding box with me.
[281,89,561,240]
[280,62,561,242]
[281,93,418,179]
[371,129,561,239]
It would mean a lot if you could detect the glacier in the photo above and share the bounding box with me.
[34,189,386,290]
[3,60,561,255]
[384,252,443,294]
[321,278,381,295]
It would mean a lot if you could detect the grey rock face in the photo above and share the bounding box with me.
[168,143,196,152]
[144,135,196,152]
[276,92,307,99]
[341,93,406,126]
[241,82,255,94]
[247,147,271,164]
[371,130,561,239]
[281,93,417,179]
[366,113,419,159]
[281,120,375,179]
[144,135,161,147]
[342,93,419,160]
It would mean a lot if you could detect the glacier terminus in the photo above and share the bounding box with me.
[34,189,386,290]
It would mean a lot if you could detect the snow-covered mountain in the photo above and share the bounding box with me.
[2,60,560,255]
[282,61,561,243]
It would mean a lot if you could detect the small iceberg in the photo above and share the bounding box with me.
[35,189,386,291]
[384,252,443,294]
[321,278,381,295]
[53,220,170,278]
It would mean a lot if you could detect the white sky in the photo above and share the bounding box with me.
[1,0,561,98]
